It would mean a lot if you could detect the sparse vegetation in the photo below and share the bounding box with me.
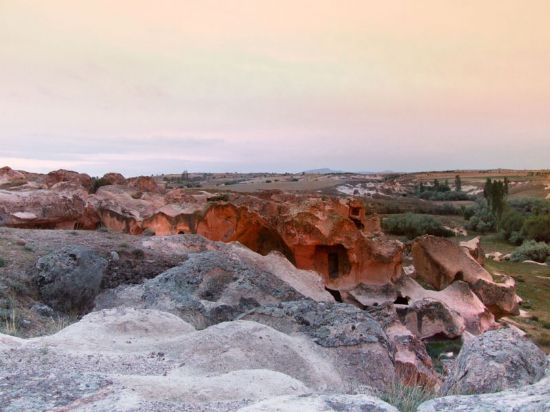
[382,213,454,239]
[1,309,19,336]
[90,177,111,194]
[510,240,550,263]
[380,378,436,412]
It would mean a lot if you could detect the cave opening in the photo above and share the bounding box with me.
[325,287,343,303]
[394,295,410,305]
[314,244,351,280]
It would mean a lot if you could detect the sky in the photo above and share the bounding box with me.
[1,0,549,176]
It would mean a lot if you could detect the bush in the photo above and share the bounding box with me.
[508,198,550,216]
[0,257,5,268]
[500,208,525,243]
[90,177,110,194]
[418,191,471,201]
[382,214,454,239]
[465,200,496,233]
[521,215,550,243]
[510,240,550,263]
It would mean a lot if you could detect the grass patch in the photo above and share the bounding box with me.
[380,380,436,412]
[485,259,550,352]
[0,309,19,337]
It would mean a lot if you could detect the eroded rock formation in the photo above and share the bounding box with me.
[412,235,521,318]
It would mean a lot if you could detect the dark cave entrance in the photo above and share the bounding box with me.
[315,244,351,280]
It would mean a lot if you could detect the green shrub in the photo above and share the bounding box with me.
[465,200,496,233]
[501,208,525,243]
[90,177,111,194]
[382,213,454,239]
[0,257,5,268]
[508,198,550,216]
[418,191,471,201]
[521,215,550,243]
[510,240,550,263]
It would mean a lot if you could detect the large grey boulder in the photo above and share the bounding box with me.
[418,357,550,412]
[238,394,399,412]
[95,249,308,329]
[35,246,107,313]
[441,327,548,395]
[240,300,396,390]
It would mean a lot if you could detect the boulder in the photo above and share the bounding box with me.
[418,358,550,411]
[44,169,93,191]
[412,235,492,289]
[35,246,107,313]
[346,283,398,307]
[460,236,484,265]
[0,166,27,187]
[367,303,440,387]
[469,275,521,318]
[441,328,548,395]
[1,308,358,410]
[95,247,320,329]
[100,172,126,186]
[238,394,399,412]
[395,298,465,339]
[396,276,496,335]
[0,188,99,229]
[127,176,161,193]
[412,236,520,317]
[240,300,397,390]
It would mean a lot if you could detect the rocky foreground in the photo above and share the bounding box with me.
[0,167,549,411]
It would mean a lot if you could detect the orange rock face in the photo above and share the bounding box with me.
[91,188,403,290]
[0,168,402,291]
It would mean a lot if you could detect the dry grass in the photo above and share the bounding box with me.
[1,309,19,336]
[380,379,437,412]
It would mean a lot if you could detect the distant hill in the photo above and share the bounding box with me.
[303,168,345,174]
[303,168,396,175]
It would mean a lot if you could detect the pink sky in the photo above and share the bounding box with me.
[1,1,549,175]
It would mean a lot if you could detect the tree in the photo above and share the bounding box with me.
[483,178,507,230]
[455,175,462,192]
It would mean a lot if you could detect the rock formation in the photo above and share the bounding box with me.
[412,235,521,318]
[441,327,548,395]
[35,246,108,313]
[0,166,27,188]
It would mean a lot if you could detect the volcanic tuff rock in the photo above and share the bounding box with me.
[418,358,550,412]
[395,298,465,340]
[95,244,331,329]
[459,236,485,265]
[3,308,397,410]
[0,169,404,291]
[396,276,496,335]
[240,300,397,390]
[35,246,108,313]
[0,166,27,188]
[412,235,520,317]
[441,327,548,395]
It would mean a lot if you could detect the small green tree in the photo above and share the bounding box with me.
[454,175,462,192]
[483,178,507,230]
